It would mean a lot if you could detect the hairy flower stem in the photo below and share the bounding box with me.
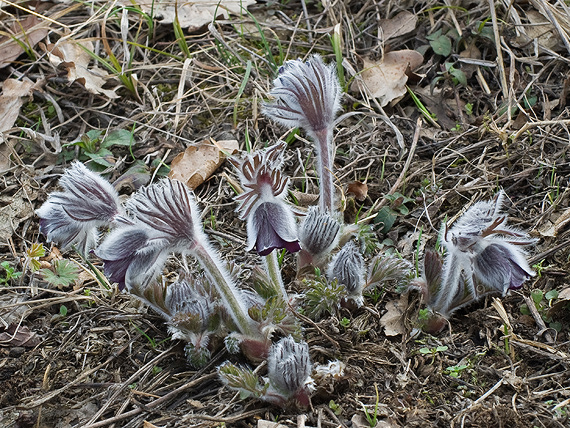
[314,127,335,212]
[191,242,256,337]
[263,251,289,303]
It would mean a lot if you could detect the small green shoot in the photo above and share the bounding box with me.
[59,305,68,317]
[445,363,469,378]
[339,317,350,328]
[329,399,342,416]
[24,243,46,273]
[362,383,380,427]
[1,261,23,285]
[330,23,346,88]
[407,87,438,125]
[419,345,448,364]
[233,60,252,126]
[63,129,135,168]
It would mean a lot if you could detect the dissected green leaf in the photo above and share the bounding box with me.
[41,259,80,289]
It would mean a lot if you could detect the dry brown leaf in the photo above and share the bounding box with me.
[42,40,119,99]
[347,181,368,201]
[169,139,239,189]
[538,207,570,237]
[379,11,417,41]
[117,0,256,32]
[380,294,407,336]
[354,50,423,107]
[0,78,42,171]
[0,324,41,348]
[0,78,38,133]
[0,15,50,69]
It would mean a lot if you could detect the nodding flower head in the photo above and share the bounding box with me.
[95,225,168,292]
[327,241,365,305]
[263,55,341,140]
[230,141,289,219]
[36,161,123,255]
[427,191,536,318]
[127,178,204,250]
[266,336,312,407]
[231,142,300,256]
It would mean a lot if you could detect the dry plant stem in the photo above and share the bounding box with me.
[522,294,556,343]
[85,346,176,424]
[361,117,422,221]
[510,119,570,142]
[264,251,289,303]
[82,373,218,428]
[488,0,509,102]
[191,242,255,336]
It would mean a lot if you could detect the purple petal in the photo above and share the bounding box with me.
[248,201,300,256]
[96,226,166,291]
[474,243,533,293]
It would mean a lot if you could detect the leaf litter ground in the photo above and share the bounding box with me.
[1,1,570,427]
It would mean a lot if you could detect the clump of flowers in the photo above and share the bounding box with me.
[413,191,537,332]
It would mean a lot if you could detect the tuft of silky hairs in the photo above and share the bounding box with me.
[36,161,125,255]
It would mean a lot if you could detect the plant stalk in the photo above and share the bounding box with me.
[192,242,255,336]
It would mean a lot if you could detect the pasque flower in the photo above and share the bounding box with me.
[36,161,123,255]
[230,141,300,256]
[327,241,365,306]
[419,191,536,319]
[263,55,342,212]
[95,179,205,291]
[265,336,313,407]
[298,206,341,268]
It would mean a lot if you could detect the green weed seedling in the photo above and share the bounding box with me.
[419,345,448,364]
[63,129,135,169]
[339,317,350,328]
[0,261,22,285]
[520,289,562,332]
[445,363,469,379]
[329,399,342,416]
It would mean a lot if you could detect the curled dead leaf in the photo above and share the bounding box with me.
[353,50,423,107]
[42,40,119,99]
[538,207,570,237]
[347,181,368,201]
[0,324,41,348]
[169,139,239,189]
[0,16,50,69]
[380,294,407,336]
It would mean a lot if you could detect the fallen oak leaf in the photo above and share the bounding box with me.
[169,139,239,189]
[347,181,368,202]
[379,294,407,336]
[352,50,423,107]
